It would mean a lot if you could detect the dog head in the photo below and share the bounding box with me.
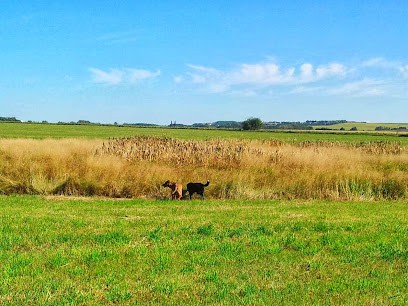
[162,180,171,188]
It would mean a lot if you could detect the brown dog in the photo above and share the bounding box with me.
[162,180,183,200]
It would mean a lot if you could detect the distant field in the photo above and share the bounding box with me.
[1,122,408,144]
[0,196,407,305]
[313,122,408,131]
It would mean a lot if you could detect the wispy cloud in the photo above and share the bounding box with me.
[182,61,348,93]
[126,69,161,82]
[315,63,346,79]
[362,57,399,69]
[96,30,140,45]
[292,79,389,97]
[326,79,387,97]
[362,57,408,77]
[89,68,123,85]
[89,68,160,86]
[291,85,324,95]
[400,65,408,77]
[178,58,408,98]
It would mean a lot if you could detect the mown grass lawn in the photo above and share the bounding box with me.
[0,196,407,305]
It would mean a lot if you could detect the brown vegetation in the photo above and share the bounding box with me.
[0,136,407,200]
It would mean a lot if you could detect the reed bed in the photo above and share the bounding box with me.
[0,137,407,200]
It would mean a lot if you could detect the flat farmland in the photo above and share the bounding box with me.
[1,122,407,304]
[313,122,408,131]
[0,196,407,305]
[1,122,408,144]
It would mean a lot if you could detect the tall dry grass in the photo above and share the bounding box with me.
[0,137,407,200]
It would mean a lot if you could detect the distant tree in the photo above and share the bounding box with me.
[350,126,358,131]
[212,121,241,129]
[0,116,21,122]
[375,126,390,131]
[242,117,263,130]
[77,120,92,125]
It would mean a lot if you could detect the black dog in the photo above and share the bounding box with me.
[186,180,210,199]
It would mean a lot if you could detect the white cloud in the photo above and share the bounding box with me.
[183,61,349,93]
[180,57,408,99]
[187,64,219,74]
[400,65,408,77]
[189,73,207,84]
[362,57,398,69]
[185,62,295,93]
[89,68,123,85]
[89,67,160,85]
[326,79,387,97]
[300,63,313,79]
[362,57,408,78]
[292,79,388,97]
[315,63,346,78]
[230,63,295,84]
[127,69,160,83]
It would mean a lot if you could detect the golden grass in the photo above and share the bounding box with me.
[0,137,407,200]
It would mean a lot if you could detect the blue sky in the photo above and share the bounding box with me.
[1,1,407,124]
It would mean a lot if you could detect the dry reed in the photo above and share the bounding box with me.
[0,137,407,200]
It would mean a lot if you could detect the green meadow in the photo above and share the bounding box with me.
[1,123,407,304]
[313,122,408,131]
[1,122,408,144]
[1,196,407,305]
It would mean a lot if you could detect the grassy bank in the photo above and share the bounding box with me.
[0,196,407,305]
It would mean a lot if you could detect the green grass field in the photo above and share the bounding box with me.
[1,122,408,144]
[1,123,407,304]
[1,196,407,305]
[313,122,408,131]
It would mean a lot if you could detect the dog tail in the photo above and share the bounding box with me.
[204,180,210,187]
